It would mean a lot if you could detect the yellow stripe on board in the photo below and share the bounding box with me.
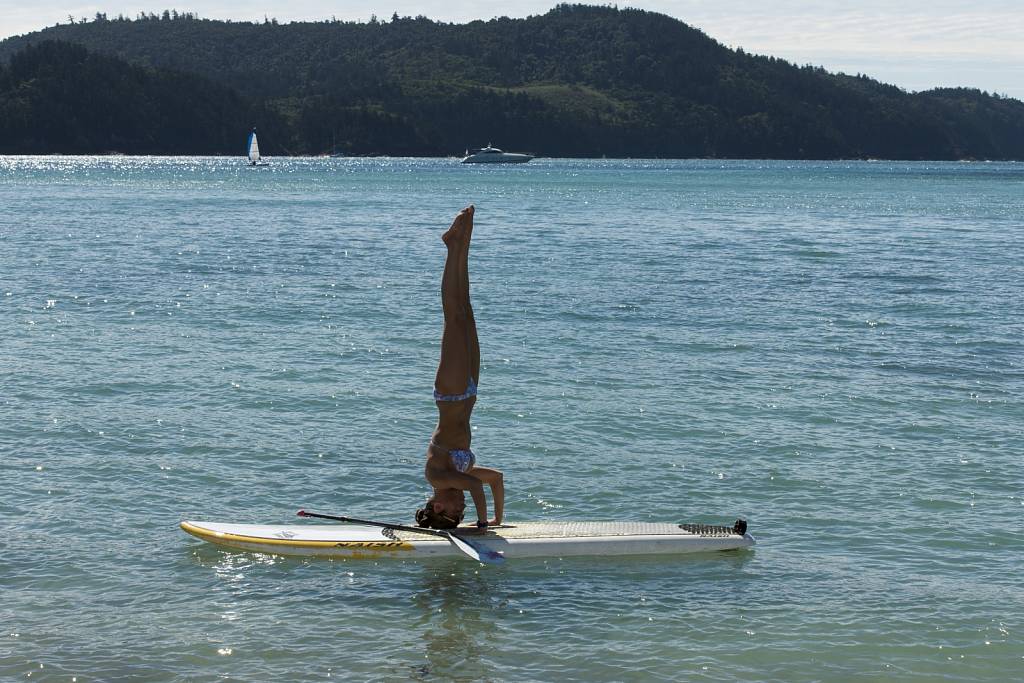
[180,521,414,551]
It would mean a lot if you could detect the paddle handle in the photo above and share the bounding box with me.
[297,509,448,539]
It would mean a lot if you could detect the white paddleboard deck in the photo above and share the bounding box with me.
[181,520,754,559]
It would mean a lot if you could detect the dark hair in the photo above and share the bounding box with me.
[415,504,459,530]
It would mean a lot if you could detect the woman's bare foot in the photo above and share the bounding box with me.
[441,205,474,246]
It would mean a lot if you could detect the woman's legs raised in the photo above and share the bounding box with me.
[435,207,473,396]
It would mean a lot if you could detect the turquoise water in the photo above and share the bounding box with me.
[2,156,1022,681]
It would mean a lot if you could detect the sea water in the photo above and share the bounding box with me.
[1,156,1021,682]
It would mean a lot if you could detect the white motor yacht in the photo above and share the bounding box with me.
[461,144,533,164]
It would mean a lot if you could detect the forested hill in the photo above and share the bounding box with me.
[2,5,1023,158]
[0,41,271,154]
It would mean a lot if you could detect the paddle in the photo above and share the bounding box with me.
[296,510,505,565]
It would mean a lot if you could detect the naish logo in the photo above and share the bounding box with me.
[274,530,299,539]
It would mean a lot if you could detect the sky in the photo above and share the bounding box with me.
[2,0,1022,99]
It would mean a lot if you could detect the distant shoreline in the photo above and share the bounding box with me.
[1,154,1020,163]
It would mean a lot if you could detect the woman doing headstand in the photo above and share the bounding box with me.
[415,206,504,530]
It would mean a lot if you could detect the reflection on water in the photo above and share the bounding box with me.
[412,562,504,681]
[407,550,757,681]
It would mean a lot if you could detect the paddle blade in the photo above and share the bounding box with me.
[448,533,505,565]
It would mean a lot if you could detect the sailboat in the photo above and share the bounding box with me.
[328,131,345,158]
[246,128,264,166]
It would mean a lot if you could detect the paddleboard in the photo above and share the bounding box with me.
[180,519,754,559]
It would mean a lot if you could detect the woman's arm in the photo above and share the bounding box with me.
[470,467,504,525]
[467,479,488,525]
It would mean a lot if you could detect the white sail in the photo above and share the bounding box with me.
[247,129,261,164]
